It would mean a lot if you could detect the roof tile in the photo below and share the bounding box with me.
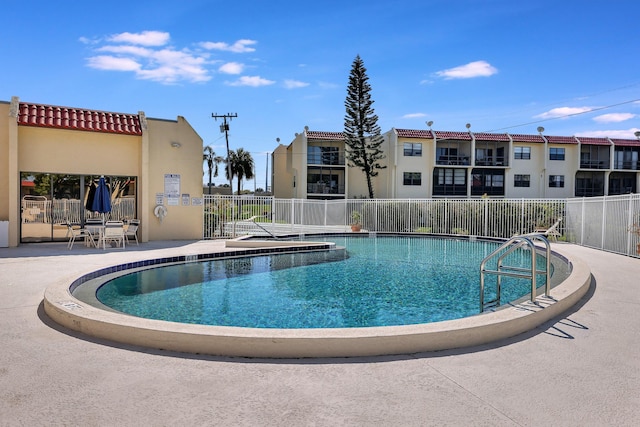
[611,138,640,147]
[395,129,433,138]
[545,135,578,144]
[433,131,472,141]
[306,130,344,140]
[17,102,142,135]
[508,133,546,143]
[576,136,611,146]
[473,132,510,142]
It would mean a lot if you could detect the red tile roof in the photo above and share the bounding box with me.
[576,136,611,145]
[395,129,433,138]
[306,130,344,140]
[508,133,546,143]
[545,135,578,144]
[17,102,142,135]
[611,138,640,147]
[308,128,640,147]
[433,131,472,141]
[473,132,510,142]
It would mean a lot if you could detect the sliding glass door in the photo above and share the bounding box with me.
[20,172,137,243]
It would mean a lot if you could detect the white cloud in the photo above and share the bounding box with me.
[576,128,640,139]
[108,31,170,46]
[534,106,594,120]
[97,45,153,57]
[283,79,309,89]
[402,113,427,119]
[434,60,498,80]
[219,62,244,74]
[86,56,141,71]
[226,76,275,87]
[200,39,257,53]
[84,32,265,85]
[592,113,636,123]
[317,81,340,90]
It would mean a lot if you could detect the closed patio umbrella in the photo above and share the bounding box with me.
[91,176,112,223]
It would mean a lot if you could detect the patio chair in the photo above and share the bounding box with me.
[124,219,140,245]
[66,222,95,249]
[534,217,562,241]
[101,221,126,249]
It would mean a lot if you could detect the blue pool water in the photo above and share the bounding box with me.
[96,236,562,328]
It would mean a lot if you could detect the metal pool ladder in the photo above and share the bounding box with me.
[479,234,551,312]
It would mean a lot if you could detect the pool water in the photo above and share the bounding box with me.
[96,236,562,328]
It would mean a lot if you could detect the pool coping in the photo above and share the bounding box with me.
[43,239,592,358]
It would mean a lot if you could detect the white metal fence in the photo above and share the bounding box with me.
[21,197,137,225]
[566,194,640,257]
[203,196,564,236]
[203,195,640,257]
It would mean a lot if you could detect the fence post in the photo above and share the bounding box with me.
[483,198,488,236]
[324,199,328,227]
[290,199,295,232]
[627,193,634,255]
[601,197,607,250]
[580,198,585,246]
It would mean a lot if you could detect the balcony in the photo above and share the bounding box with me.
[580,158,609,169]
[307,147,345,166]
[436,155,470,165]
[475,157,507,167]
[613,160,640,170]
[307,183,345,195]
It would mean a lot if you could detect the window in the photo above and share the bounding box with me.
[549,175,565,188]
[549,147,565,161]
[307,146,341,165]
[514,174,530,187]
[471,169,505,196]
[403,143,422,157]
[432,168,467,195]
[403,172,422,186]
[475,148,493,165]
[575,171,604,196]
[514,147,531,160]
[436,147,468,165]
[614,147,639,170]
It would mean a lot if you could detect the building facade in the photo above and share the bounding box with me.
[273,127,640,199]
[0,97,204,247]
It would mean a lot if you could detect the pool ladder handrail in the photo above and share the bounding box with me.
[479,233,551,313]
[249,215,278,239]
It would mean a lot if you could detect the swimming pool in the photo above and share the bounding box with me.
[94,236,567,328]
[45,236,591,358]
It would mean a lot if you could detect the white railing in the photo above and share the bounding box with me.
[203,195,566,238]
[203,194,640,257]
[566,194,640,257]
[21,197,137,224]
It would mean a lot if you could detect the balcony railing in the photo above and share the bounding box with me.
[580,159,610,169]
[436,155,470,165]
[475,157,507,167]
[613,161,640,170]
[307,183,345,195]
[307,153,345,166]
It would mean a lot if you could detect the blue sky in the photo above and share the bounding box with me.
[2,0,640,189]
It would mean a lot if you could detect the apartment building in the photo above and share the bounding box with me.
[273,127,640,199]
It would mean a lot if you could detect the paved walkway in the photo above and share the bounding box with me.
[1,240,639,426]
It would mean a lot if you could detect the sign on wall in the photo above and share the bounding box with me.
[164,174,180,197]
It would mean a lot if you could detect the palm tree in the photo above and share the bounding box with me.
[227,148,254,195]
[203,146,223,195]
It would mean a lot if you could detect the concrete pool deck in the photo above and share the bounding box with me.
[1,240,639,426]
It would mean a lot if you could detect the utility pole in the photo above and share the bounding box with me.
[212,113,237,194]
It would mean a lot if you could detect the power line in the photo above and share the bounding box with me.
[485,98,640,133]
